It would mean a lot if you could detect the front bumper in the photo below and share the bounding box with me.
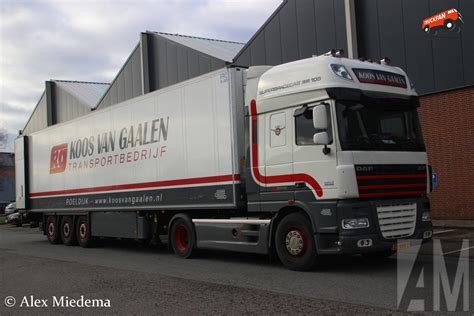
[337,226,432,254]
[314,196,433,254]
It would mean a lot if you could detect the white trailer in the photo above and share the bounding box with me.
[16,53,434,270]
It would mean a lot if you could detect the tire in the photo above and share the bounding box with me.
[60,216,77,246]
[46,216,61,244]
[362,249,396,260]
[76,216,93,248]
[424,26,430,33]
[445,20,455,30]
[275,212,318,271]
[170,216,196,258]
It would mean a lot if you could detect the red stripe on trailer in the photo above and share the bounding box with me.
[30,174,240,197]
[249,99,323,198]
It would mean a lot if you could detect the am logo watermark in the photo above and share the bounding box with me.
[397,239,470,312]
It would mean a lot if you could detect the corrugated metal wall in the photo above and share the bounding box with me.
[234,0,348,67]
[356,0,474,95]
[96,44,142,109]
[23,93,47,135]
[147,33,227,91]
[54,85,91,124]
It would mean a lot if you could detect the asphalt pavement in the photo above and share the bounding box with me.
[0,224,473,315]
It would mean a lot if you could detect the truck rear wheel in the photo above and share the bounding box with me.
[170,217,196,258]
[275,212,318,271]
[46,216,61,244]
[76,216,93,248]
[60,216,77,246]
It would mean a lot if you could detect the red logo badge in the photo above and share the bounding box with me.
[50,143,68,174]
[271,126,285,136]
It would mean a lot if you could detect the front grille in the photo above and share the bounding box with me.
[377,203,417,239]
[355,164,427,198]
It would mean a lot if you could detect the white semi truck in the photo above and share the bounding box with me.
[15,53,434,270]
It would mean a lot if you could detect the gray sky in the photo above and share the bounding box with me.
[0,0,282,152]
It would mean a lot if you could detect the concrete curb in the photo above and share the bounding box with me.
[432,219,474,229]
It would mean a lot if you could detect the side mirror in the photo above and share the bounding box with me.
[313,105,328,130]
[313,131,329,145]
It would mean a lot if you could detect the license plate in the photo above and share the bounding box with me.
[393,240,411,251]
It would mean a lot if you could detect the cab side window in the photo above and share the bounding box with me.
[295,105,332,145]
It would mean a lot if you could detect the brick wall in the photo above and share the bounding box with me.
[418,86,474,220]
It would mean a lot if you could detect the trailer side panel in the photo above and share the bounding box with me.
[27,68,241,212]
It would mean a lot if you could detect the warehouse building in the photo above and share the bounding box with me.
[20,0,473,220]
[95,31,244,109]
[0,152,15,210]
[22,80,110,135]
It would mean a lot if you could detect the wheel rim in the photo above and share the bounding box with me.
[63,222,70,238]
[48,222,55,237]
[447,22,453,28]
[175,224,189,253]
[79,223,87,240]
[425,27,429,32]
[285,228,307,257]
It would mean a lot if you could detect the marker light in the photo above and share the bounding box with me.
[342,218,370,229]
[335,49,345,57]
[323,49,337,56]
[380,57,391,65]
[330,64,353,81]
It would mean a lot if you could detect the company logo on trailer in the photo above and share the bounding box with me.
[50,143,68,174]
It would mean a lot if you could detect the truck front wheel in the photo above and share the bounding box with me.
[275,212,318,271]
[76,216,93,248]
[46,216,61,244]
[170,217,196,258]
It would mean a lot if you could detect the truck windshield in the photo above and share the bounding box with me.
[336,100,425,151]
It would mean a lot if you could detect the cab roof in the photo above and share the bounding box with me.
[252,55,416,114]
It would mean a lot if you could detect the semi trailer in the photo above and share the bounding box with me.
[15,52,434,270]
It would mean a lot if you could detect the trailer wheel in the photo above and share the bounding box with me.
[170,217,196,258]
[46,216,61,244]
[275,212,318,271]
[60,216,77,246]
[76,216,93,248]
[15,215,23,227]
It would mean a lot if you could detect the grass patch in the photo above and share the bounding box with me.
[0,216,5,225]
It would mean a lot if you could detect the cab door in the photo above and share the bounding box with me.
[292,102,337,200]
[263,109,294,199]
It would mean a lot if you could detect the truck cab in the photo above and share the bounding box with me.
[243,54,433,269]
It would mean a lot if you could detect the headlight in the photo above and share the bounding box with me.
[341,217,370,229]
[422,211,431,221]
[330,64,353,81]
